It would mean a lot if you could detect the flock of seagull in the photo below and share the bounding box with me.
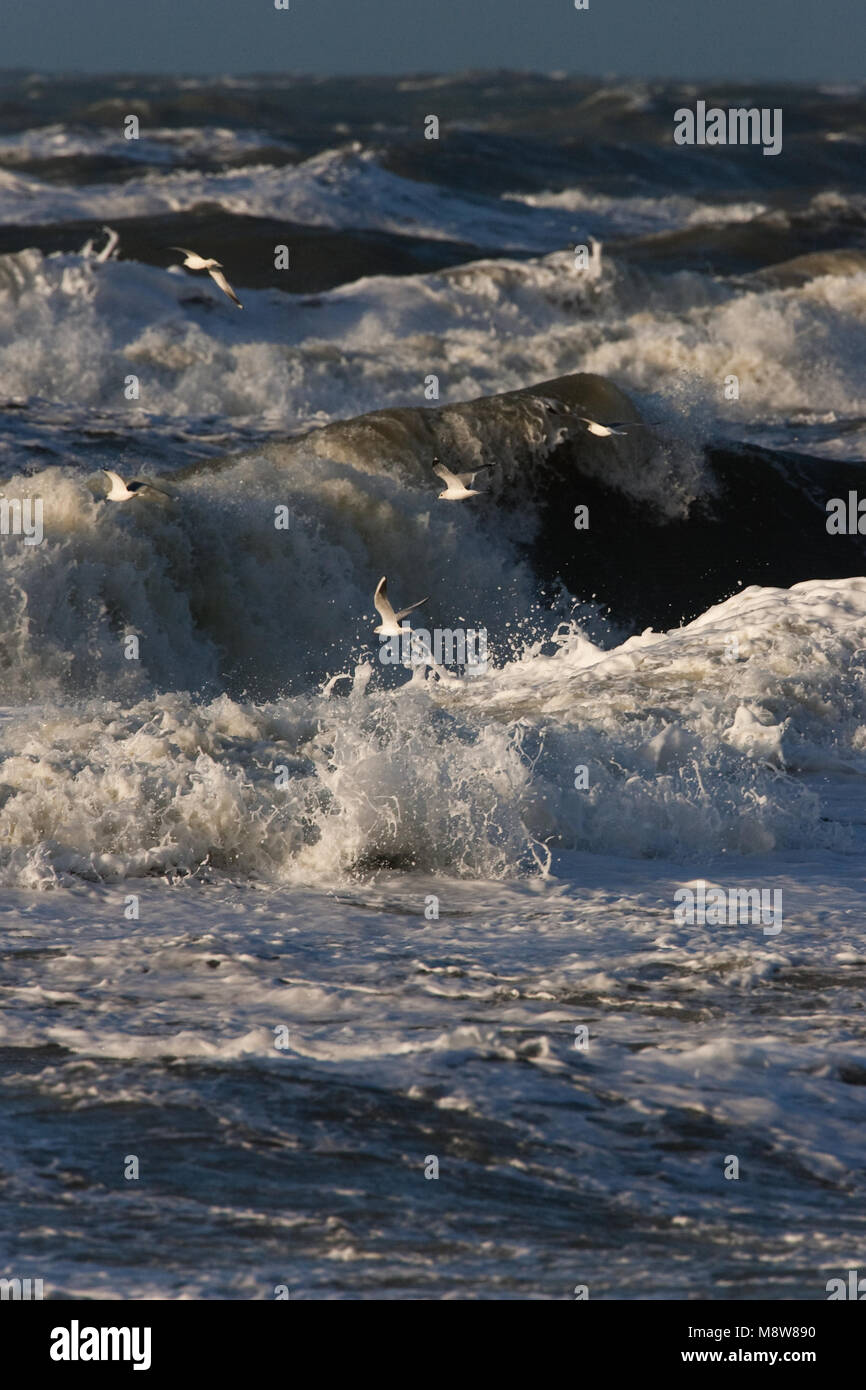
[96,240,648,643]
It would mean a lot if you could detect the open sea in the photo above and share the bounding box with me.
[1,71,866,1299]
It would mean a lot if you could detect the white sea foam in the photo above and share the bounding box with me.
[0,147,580,247]
[0,122,289,167]
[0,145,779,248]
[2,239,866,450]
[505,186,768,234]
[1,576,863,888]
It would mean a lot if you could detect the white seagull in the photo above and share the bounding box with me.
[169,247,243,308]
[102,469,171,502]
[587,235,603,279]
[373,576,427,636]
[432,457,492,500]
[577,417,652,438]
[81,226,120,263]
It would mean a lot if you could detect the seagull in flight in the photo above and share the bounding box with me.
[169,247,243,308]
[102,469,171,502]
[81,226,120,263]
[432,457,492,500]
[373,576,427,636]
[577,417,652,438]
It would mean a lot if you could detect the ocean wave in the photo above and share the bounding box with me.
[2,233,866,447]
[505,187,768,238]
[1,575,862,888]
[0,122,295,172]
[0,147,584,248]
[1,361,865,886]
[0,144,798,250]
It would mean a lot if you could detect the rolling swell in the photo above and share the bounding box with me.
[271,370,866,631]
[2,370,864,706]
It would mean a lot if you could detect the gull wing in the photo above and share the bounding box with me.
[460,463,493,486]
[168,247,197,257]
[394,595,427,622]
[208,267,243,308]
[132,480,173,500]
[95,227,119,263]
[432,460,461,489]
[374,576,397,625]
